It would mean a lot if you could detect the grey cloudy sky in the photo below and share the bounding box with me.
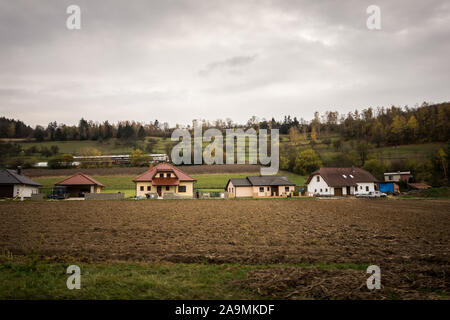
[0,0,449,127]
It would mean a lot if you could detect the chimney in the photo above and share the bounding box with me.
[17,166,22,175]
[351,165,355,174]
[149,163,153,170]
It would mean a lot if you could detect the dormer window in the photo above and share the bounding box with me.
[342,174,347,179]
[349,175,354,178]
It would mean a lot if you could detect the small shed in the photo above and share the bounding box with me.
[55,173,104,197]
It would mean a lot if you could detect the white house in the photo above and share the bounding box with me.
[306,167,378,197]
[0,168,42,199]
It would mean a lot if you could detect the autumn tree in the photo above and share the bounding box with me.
[389,115,407,144]
[130,149,150,167]
[406,115,419,142]
[356,141,371,166]
[435,148,448,181]
[78,147,101,157]
[293,148,322,175]
[363,159,385,180]
[288,126,302,146]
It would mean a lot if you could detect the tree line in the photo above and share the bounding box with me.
[1,102,448,145]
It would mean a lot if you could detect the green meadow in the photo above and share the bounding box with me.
[0,254,369,300]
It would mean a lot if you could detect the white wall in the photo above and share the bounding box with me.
[355,183,375,194]
[13,185,39,198]
[308,175,375,196]
[307,175,333,196]
[342,186,356,195]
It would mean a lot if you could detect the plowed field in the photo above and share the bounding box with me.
[1,198,449,299]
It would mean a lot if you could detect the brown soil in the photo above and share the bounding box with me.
[0,198,449,299]
[23,164,261,177]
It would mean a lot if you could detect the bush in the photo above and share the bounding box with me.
[23,157,38,169]
[324,153,356,167]
[415,187,449,198]
[47,154,74,169]
[130,149,150,167]
[293,148,322,175]
[363,159,386,180]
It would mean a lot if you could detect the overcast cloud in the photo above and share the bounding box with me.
[0,0,449,126]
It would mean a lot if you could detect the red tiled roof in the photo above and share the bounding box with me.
[151,178,180,186]
[133,163,196,182]
[55,173,105,187]
[306,167,378,187]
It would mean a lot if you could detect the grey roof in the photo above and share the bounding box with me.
[228,178,252,187]
[226,176,295,189]
[0,169,42,187]
[247,176,296,186]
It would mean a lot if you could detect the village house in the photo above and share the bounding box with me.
[133,163,196,198]
[225,176,296,198]
[306,167,378,197]
[0,167,42,199]
[383,171,412,182]
[55,173,104,197]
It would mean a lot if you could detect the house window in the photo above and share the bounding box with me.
[315,189,317,192]
[285,187,289,192]
[320,189,322,192]
[147,186,151,191]
[389,175,393,180]
[316,176,320,182]
[167,173,171,177]
[160,173,164,178]
[259,187,264,192]
[140,186,144,191]
[166,186,170,191]
[360,186,363,190]
[267,187,270,191]
[325,188,328,192]
[178,186,186,192]
[366,186,369,191]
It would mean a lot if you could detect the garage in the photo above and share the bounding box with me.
[0,185,13,198]
[54,173,104,198]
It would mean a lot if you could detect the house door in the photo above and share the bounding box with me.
[271,186,278,196]
[157,186,162,197]
[346,186,351,196]
[334,188,342,196]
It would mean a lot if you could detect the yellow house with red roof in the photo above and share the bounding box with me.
[133,163,196,198]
